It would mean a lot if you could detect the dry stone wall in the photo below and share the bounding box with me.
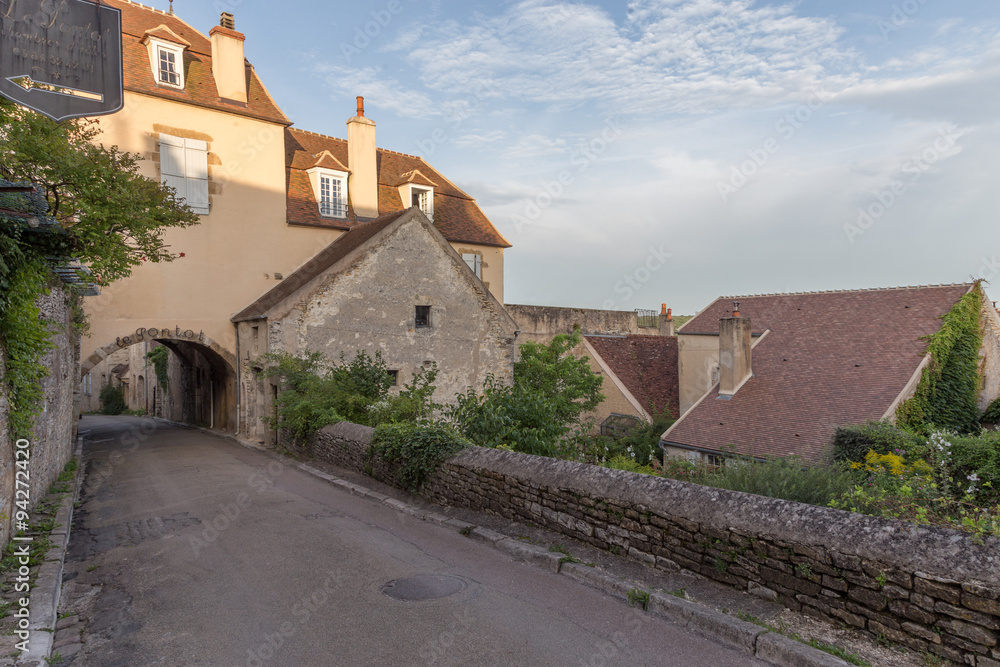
[311,422,1000,666]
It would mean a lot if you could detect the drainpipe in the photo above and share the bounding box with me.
[210,377,215,429]
[144,339,149,414]
[234,321,241,435]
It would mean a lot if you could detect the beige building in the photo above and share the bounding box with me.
[80,2,509,431]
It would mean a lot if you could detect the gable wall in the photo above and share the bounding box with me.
[242,218,515,440]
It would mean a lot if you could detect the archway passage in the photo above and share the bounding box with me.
[81,334,238,433]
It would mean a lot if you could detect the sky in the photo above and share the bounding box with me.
[158,0,999,314]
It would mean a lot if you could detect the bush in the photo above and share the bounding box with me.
[947,431,1000,502]
[831,421,922,463]
[99,384,126,415]
[369,423,471,491]
[693,455,856,506]
[608,412,674,466]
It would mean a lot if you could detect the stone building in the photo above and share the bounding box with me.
[79,1,510,432]
[232,208,518,443]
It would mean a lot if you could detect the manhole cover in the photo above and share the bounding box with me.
[381,574,466,601]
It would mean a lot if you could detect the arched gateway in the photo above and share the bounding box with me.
[82,328,238,433]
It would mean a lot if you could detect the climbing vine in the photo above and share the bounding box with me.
[146,345,169,391]
[0,260,56,440]
[896,283,984,434]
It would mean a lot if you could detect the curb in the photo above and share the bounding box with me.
[17,437,84,667]
[166,421,852,667]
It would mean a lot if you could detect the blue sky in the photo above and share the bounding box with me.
[161,0,999,314]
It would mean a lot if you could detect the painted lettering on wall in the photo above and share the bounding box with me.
[116,326,204,347]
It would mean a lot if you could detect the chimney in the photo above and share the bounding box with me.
[210,13,247,104]
[347,96,379,219]
[719,302,752,398]
[659,304,674,336]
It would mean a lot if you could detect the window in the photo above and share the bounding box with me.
[160,134,209,215]
[319,173,346,217]
[462,253,482,279]
[415,305,431,328]
[405,185,433,220]
[146,38,185,89]
[387,370,399,387]
[308,168,348,219]
[158,47,180,85]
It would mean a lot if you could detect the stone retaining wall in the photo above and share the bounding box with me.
[312,422,1000,666]
[0,285,78,546]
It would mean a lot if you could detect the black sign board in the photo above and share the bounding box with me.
[0,0,123,121]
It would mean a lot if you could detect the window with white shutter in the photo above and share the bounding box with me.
[462,253,482,279]
[160,134,210,215]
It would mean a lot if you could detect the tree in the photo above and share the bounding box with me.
[0,100,199,438]
[447,329,605,457]
[513,329,604,425]
[0,98,199,287]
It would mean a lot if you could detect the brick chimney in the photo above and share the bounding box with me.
[347,96,379,219]
[659,304,674,336]
[719,302,751,398]
[210,13,247,104]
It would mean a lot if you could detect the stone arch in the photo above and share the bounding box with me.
[82,332,237,376]
[81,332,238,432]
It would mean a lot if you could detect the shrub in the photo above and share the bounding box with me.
[98,384,126,415]
[607,411,674,466]
[831,421,922,463]
[369,423,471,491]
[694,455,856,506]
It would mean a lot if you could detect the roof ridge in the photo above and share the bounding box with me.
[288,127,427,160]
[718,283,971,300]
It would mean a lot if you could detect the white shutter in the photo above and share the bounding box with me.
[462,253,482,279]
[474,254,482,278]
[184,138,210,214]
[159,133,187,202]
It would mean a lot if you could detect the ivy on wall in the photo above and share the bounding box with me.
[897,282,984,434]
[146,345,169,392]
[0,260,55,439]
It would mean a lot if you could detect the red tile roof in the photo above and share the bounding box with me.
[107,0,290,125]
[587,335,680,419]
[666,285,974,463]
[285,128,510,248]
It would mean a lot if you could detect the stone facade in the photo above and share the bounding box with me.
[0,285,78,546]
[506,304,655,344]
[237,210,518,442]
[310,422,1000,666]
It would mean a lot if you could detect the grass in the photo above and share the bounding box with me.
[627,588,650,611]
[86,564,99,572]
[736,612,872,667]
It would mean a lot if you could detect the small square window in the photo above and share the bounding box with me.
[415,305,431,328]
[387,370,399,387]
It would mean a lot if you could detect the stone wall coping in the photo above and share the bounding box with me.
[317,422,1000,588]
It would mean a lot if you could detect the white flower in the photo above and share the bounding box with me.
[967,473,980,482]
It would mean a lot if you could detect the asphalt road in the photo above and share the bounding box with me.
[63,416,768,666]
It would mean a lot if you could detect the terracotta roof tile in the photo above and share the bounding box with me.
[587,335,679,419]
[285,128,510,247]
[666,285,974,463]
[107,0,289,125]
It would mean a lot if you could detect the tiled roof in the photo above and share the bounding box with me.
[107,0,290,125]
[586,335,679,419]
[285,128,510,248]
[666,284,974,463]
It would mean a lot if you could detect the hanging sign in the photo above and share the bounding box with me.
[0,0,124,121]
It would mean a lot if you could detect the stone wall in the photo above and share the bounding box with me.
[311,422,1000,666]
[0,285,78,546]
[506,304,653,344]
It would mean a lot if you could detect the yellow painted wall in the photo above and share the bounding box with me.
[677,334,720,416]
[82,91,343,363]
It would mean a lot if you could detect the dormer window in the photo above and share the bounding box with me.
[142,28,191,90]
[400,184,433,220]
[308,167,348,219]
[158,46,181,86]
